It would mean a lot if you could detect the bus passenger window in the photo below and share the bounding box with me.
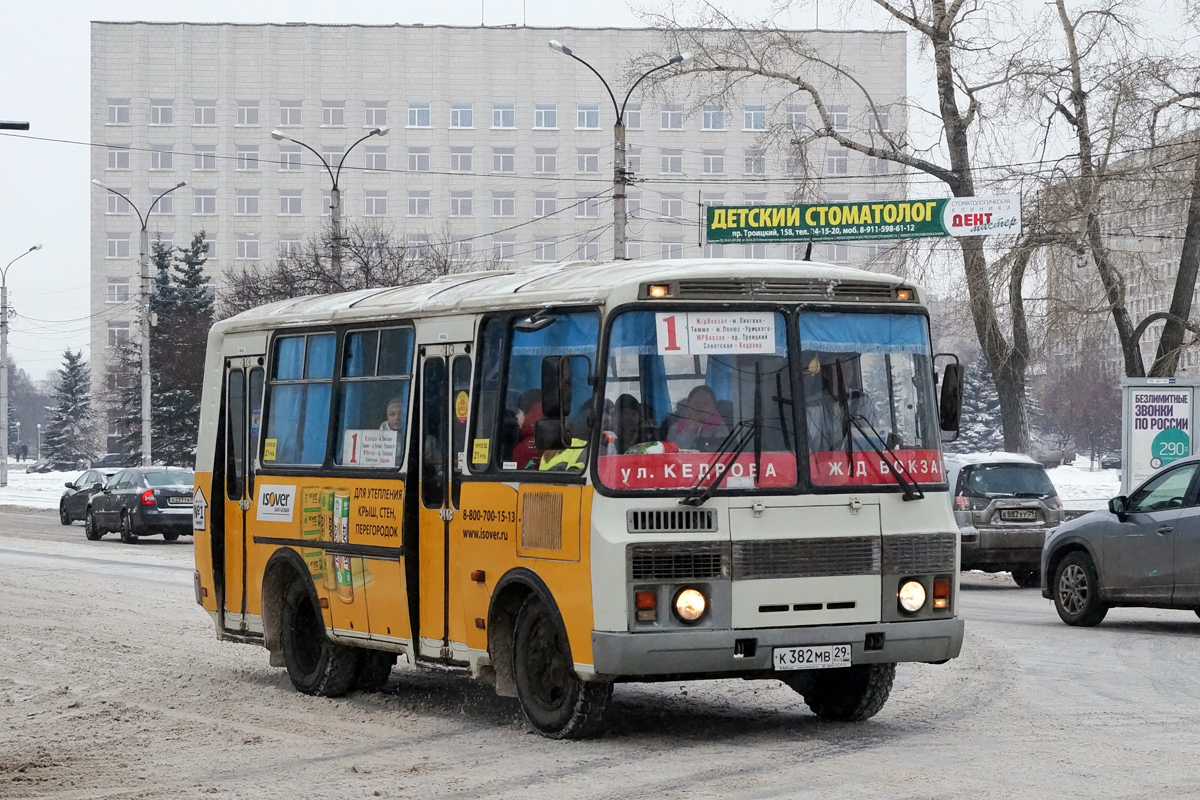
[335,326,415,468]
[263,333,335,466]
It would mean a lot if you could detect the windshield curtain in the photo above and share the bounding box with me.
[596,309,798,493]
[799,311,942,488]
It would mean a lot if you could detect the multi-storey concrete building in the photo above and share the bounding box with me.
[90,22,907,450]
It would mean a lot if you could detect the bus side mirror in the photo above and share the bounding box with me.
[939,362,963,433]
[541,356,572,419]
[534,417,571,450]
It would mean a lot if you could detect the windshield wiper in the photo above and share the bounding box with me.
[847,413,925,501]
[680,420,756,507]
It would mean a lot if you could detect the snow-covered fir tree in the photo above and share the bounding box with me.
[945,354,1005,454]
[43,349,97,469]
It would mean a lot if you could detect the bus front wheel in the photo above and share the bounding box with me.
[280,577,356,697]
[781,662,895,722]
[512,595,611,739]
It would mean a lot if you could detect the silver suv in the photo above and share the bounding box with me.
[945,453,1063,588]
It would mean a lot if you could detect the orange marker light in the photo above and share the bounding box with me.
[635,591,657,609]
[933,578,951,609]
[470,569,486,583]
[647,284,672,298]
[896,288,913,301]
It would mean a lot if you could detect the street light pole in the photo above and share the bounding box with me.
[91,180,187,467]
[270,127,388,273]
[36,423,41,461]
[1,243,43,488]
[549,41,690,260]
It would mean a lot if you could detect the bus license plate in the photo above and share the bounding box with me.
[773,644,852,671]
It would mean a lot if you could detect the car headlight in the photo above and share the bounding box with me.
[898,579,927,613]
[673,588,707,623]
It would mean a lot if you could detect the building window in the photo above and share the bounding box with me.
[107,236,130,259]
[493,192,515,217]
[578,148,599,173]
[704,243,725,258]
[450,147,472,172]
[701,192,724,208]
[408,191,430,216]
[105,193,130,215]
[493,147,515,173]
[577,237,601,260]
[365,102,387,127]
[745,149,766,175]
[866,241,894,259]
[787,105,807,129]
[625,104,642,129]
[408,147,430,172]
[826,147,848,175]
[702,104,725,130]
[451,239,472,260]
[577,103,599,129]
[236,145,259,171]
[149,192,174,215]
[534,103,557,129]
[451,102,473,128]
[534,240,557,262]
[627,146,641,174]
[194,146,216,171]
[236,190,260,215]
[279,190,302,215]
[534,148,557,173]
[106,278,130,303]
[867,156,889,176]
[107,146,130,170]
[365,146,387,171]
[744,104,766,130]
[322,146,344,170]
[660,195,683,219]
[830,105,849,132]
[626,242,642,259]
[321,192,332,216]
[278,145,301,171]
[745,192,767,207]
[408,101,431,127]
[493,237,515,261]
[702,149,724,174]
[107,99,130,125]
[534,193,557,217]
[577,195,600,218]
[323,101,345,127]
[661,148,682,174]
[279,101,302,126]
[150,100,173,125]
[745,243,767,259]
[107,321,130,347]
[627,193,642,217]
[194,189,216,215]
[279,236,302,258]
[237,235,260,260]
[193,101,216,126]
[868,106,890,132]
[661,239,684,259]
[826,242,849,262]
[450,192,473,216]
[661,104,683,129]
[365,190,388,216]
[149,145,173,170]
[236,101,259,126]
[493,102,515,129]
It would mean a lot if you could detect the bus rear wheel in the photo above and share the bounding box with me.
[781,662,896,722]
[512,595,611,739]
[352,650,396,693]
[280,577,356,697]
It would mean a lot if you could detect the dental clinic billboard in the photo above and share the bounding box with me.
[704,194,1021,243]
[1121,378,1200,494]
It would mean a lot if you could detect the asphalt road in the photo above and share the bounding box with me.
[2,506,1198,799]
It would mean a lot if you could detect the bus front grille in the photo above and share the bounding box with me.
[882,532,957,574]
[676,278,899,302]
[627,508,718,533]
[732,537,881,580]
[628,542,730,581]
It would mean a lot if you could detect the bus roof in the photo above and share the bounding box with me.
[213,258,918,334]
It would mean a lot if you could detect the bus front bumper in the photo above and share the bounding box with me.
[591,618,964,678]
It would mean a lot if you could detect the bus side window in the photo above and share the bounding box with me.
[263,333,336,466]
[335,327,414,468]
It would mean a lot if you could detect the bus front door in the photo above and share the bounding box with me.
[415,345,472,663]
[221,356,264,634]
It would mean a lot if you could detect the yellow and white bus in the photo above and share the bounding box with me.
[192,258,965,738]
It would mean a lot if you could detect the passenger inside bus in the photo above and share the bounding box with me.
[380,396,405,432]
[664,385,729,452]
[803,352,877,452]
[511,389,544,469]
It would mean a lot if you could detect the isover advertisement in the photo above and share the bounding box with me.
[1122,379,1198,491]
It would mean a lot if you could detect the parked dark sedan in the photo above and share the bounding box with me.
[84,467,195,543]
[1042,454,1200,626]
[59,468,120,524]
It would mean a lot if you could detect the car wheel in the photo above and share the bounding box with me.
[119,513,138,544]
[1053,551,1108,626]
[352,650,397,693]
[780,662,896,722]
[512,595,612,739]
[1012,570,1041,589]
[280,577,356,697]
[163,532,180,542]
[84,510,102,541]
[59,503,72,526]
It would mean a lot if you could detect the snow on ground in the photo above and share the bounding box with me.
[0,456,1124,511]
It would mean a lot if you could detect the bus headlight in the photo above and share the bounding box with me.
[674,588,707,623]
[898,580,927,613]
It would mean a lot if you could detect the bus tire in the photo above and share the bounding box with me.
[352,650,396,693]
[280,577,356,697]
[782,662,895,722]
[512,595,611,739]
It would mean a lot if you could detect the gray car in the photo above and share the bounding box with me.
[946,453,1064,588]
[1042,454,1200,626]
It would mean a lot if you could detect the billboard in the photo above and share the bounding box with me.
[1121,378,1200,493]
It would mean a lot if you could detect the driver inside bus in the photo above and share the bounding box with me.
[804,352,876,452]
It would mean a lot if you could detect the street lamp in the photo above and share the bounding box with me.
[91,180,187,468]
[549,40,691,260]
[36,423,41,461]
[270,126,388,271]
[1,243,43,488]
